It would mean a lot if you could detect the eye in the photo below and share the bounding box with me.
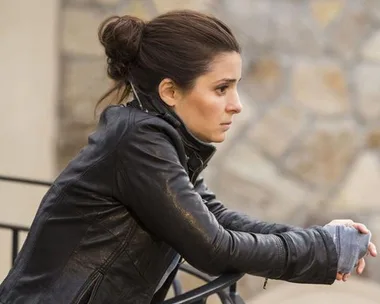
[216,85,229,95]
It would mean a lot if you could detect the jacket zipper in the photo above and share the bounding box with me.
[73,272,103,304]
[263,278,269,289]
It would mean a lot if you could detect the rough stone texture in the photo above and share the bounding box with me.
[153,0,212,13]
[244,57,285,104]
[247,104,307,158]
[325,1,373,61]
[284,121,359,188]
[121,0,156,21]
[329,152,380,212]
[62,59,110,125]
[366,124,380,150]
[310,0,345,28]
[57,0,380,302]
[368,0,380,22]
[219,144,311,224]
[272,1,326,56]
[62,7,106,57]
[57,58,111,169]
[361,29,380,61]
[354,64,380,121]
[292,60,350,115]
[212,0,273,48]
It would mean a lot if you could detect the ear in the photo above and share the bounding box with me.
[158,78,181,107]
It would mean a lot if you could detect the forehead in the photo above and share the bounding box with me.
[204,52,242,81]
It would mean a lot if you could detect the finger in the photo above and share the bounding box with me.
[368,242,377,257]
[356,258,366,275]
[343,273,351,282]
[336,273,343,281]
[352,223,369,234]
[330,219,354,225]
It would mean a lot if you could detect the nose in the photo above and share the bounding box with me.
[226,94,243,114]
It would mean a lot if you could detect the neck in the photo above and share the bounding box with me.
[127,93,216,162]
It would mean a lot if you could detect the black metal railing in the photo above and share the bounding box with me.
[0,175,50,265]
[164,264,244,304]
[0,174,52,187]
[0,174,245,304]
[0,222,29,266]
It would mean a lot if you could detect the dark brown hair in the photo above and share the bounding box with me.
[97,10,241,108]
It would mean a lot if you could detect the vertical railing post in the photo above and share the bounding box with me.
[12,228,19,266]
[0,175,51,267]
[229,282,245,304]
[0,223,28,267]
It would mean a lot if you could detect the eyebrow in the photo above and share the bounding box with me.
[214,78,242,84]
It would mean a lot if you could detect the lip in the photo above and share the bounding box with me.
[220,122,232,131]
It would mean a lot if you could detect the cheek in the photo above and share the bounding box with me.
[183,89,225,126]
[194,95,224,120]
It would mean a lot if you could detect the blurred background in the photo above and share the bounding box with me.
[0,0,379,303]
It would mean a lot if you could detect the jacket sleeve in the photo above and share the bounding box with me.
[115,119,337,284]
[194,177,302,234]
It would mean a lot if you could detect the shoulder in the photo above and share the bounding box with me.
[102,106,189,169]
[99,105,182,148]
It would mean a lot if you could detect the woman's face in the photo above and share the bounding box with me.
[169,52,243,143]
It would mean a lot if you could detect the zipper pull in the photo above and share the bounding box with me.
[263,278,268,289]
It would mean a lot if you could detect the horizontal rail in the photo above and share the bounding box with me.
[0,222,29,232]
[0,175,52,187]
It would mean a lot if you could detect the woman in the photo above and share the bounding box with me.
[0,10,376,304]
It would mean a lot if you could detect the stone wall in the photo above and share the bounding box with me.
[59,0,380,302]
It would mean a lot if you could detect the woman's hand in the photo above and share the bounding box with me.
[327,219,377,282]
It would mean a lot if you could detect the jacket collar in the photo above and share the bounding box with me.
[127,94,216,168]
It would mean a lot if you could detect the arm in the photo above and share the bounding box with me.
[194,177,301,234]
[115,118,337,284]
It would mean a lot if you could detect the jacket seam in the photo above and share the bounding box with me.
[277,233,296,280]
[100,220,138,274]
[206,227,227,272]
[116,168,156,284]
[273,235,287,278]
[317,227,338,284]
[319,229,331,282]
[118,230,150,285]
[70,261,104,304]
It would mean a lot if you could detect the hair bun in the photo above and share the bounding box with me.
[98,15,145,81]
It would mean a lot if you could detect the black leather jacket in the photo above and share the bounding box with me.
[0,98,338,304]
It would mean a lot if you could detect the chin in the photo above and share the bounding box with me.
[210,134,226,143]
